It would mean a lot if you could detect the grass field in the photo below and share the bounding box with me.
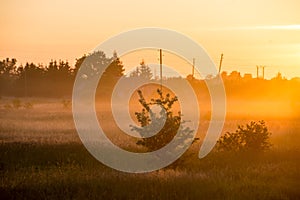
[0,97,300,199]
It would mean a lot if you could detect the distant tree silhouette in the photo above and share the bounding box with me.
[227,71,242,81]
[74,51,125,98]
[139,60,152,80]
[129,67,140,78]
[74,51,124,80]
[15,62,45,96]
[0,58,17,77]
[186,74,194,81]
[0,58,17,95]
[46,60,59,80]
[74,54,86,77]
[100,51,125,84]
[129,60,152,80]
[272,72,285,81]
[43,60,73,96]
[1,53,300,100]
[75,51,109,80]
[46,60,72,81]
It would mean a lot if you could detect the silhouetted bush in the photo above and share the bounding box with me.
[217,121,272,152]
[131,89,194,152]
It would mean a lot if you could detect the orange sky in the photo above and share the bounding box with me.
[1,0,300,79]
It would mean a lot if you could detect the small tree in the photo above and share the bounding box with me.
[129,60,152,80]
[217,121,272,152]
[131,89,194,152]
[139,60,152,80]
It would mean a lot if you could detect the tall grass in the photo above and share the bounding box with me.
[0,97,299,199]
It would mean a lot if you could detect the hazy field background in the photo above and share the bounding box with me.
[0,96,299,199]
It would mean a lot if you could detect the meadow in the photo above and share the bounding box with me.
[0,97,300,199]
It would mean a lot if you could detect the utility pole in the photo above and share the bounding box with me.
[256,65,266,79]
[24,65,28,98]
[218,53,223,73]
[159,49,162,91]
[192,58,195,79]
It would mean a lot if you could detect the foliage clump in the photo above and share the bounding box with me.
[61,99,71,109]
[217,121,272,152]
[131,89,194,152]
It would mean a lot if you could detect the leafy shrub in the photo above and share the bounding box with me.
[131,89,194,152]
[217,121,272,152]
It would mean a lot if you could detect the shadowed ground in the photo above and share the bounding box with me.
[0,98,299,199]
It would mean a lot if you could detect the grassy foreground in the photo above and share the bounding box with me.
[0,98,300,199]
[1,143,300,199]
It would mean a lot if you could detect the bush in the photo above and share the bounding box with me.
[131,89,194,152]
[217,121,272,152]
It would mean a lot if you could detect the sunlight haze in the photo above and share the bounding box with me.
[1,0,300,79]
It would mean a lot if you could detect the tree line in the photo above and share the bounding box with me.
[0,51,125,97]
[1,50,300,103]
